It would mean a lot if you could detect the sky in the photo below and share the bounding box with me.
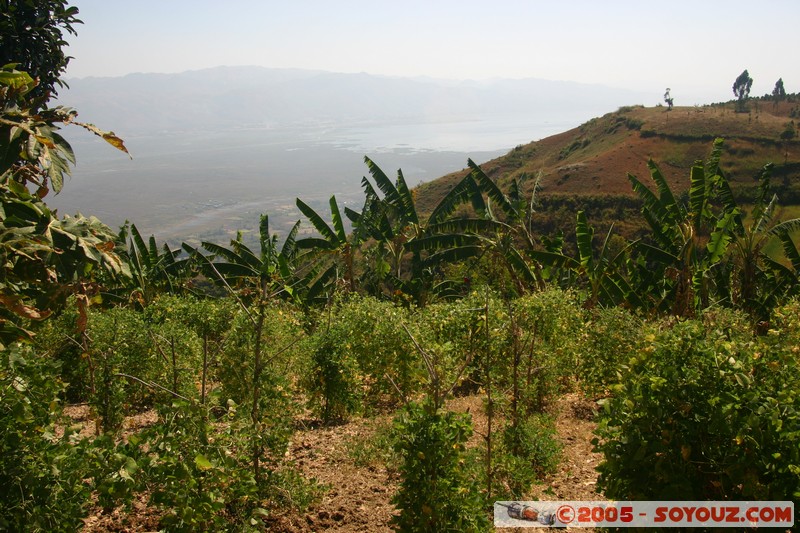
[64,0,798,105]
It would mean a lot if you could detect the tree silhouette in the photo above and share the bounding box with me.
[664,88,674,110]
[733,70,753,112]
[772,78,786,108]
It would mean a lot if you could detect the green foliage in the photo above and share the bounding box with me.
[558,138,590,160]
[773,78,787,102]
[87,307,202,423]
[577,306,650,395]
[391,400,490,532]
[132,399,279,531]
[508,289,583,412]
[118,223,187,307]
[733,69,753,112]
[0,0,81,100]
[0,64,129,348]
[305,295,416,414]
[0,344,93,530]
[594,313,800,507]
[412,292,492,397]
[307,329,363,422]
[493,414,562,499]
[218,303,302,407]
[780,121,796,141]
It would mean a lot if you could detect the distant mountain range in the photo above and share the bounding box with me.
[60,66,650,135]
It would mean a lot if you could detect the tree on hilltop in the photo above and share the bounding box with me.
[733,69,753,112]
[772,78,786,108]
[664,88,674,110]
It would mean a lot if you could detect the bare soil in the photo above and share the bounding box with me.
[77,393,603,531]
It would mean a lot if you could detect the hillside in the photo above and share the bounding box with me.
[415,99,800,235]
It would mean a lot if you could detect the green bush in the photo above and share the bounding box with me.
[121,399,270,531]
[85,308,150,431]
[218,302,303,409]
[594,316,800,508]
[412,292,497,397]
[306,330,363,422]
[577,306,649,396]
[510,289,583,412]
[0,344,93,530]
[391,401,490,532]
[306,295,417,413]
[493,414,562,499]
[86,306,202,429]
[33,304,89,403]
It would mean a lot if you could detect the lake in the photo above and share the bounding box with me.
[50,112,590,247]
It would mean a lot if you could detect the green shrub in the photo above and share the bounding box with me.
[306,330,363,422]
[412,292,497,397]
[578,306,649,396]
[493,414,562,499]
[510,289,583,412]
[306,295,417,412]
[217,302,300,468]
[0,344,93,530]
[594,317,800,508]
[218,302,303,409]
[86,306,203,428]
[391,401,490,532]
[33,304,89,403]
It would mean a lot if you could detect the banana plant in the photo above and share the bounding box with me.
[295,194,357,296]
[377,158,544,298]
[530,211,640,308]
[627,139,740,315]
[351,157,505,303]
[185,214,301,303]
[117,223,184,306]
[460,160,544,293]
[727,163,800,319]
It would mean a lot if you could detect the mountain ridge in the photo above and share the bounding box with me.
[58,66,650,135]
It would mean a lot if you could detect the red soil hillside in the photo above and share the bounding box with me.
[415,99,800,218]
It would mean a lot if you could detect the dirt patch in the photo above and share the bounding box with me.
[266,414,399,532]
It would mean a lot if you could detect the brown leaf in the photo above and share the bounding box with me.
[102,132,131,157]
[73,121,132,159]
[96,240,115,253]
[75,293,89,334]
[34,135,56,149]
[0,294,51,320]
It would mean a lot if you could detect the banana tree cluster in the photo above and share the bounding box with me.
[625,139,800,317]
[162,137,799,323]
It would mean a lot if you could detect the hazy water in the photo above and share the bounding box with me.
[50,113,585,246]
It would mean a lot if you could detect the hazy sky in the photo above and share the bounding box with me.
[65,0,797,105]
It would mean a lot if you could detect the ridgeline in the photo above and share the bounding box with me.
[415,98,800,241]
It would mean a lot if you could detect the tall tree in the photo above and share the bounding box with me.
[772,78,786,107]
[732,69,753,112]
[664,88,674,110]
[0,0,82,102]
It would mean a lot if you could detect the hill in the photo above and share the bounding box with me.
[415,99,800,239]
